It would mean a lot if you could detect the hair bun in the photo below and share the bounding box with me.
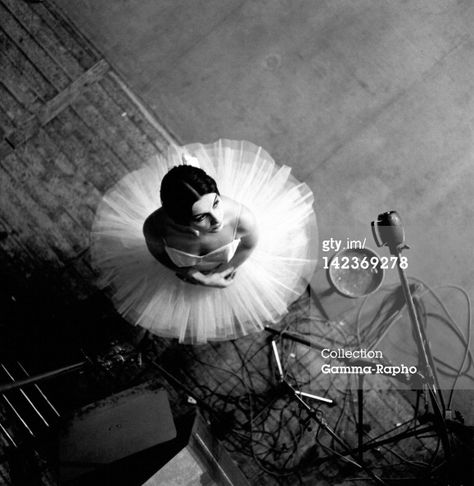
[167,145,201,168]
[181,153,200,167]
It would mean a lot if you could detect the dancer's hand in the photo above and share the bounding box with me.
[175,268,202,285]
[198,267,236,288]
[205,267,236,287]
[176,267,235,288]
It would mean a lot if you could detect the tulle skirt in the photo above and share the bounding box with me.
[90,139,318,344]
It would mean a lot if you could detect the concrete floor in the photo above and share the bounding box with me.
[53,0,474,409]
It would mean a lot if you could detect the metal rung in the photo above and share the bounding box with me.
[17,362,60,418]
[1,364,49,428]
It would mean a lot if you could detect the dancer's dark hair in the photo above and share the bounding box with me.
[160,165,219,224]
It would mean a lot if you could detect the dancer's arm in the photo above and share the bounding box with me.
[228,205,258,269]
[143,216,179,270]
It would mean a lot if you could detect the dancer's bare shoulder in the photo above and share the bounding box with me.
[221,196,257,243]
[143,208,167,256]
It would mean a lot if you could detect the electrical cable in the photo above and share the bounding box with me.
[158,277,472,483]
[408,278,472,409]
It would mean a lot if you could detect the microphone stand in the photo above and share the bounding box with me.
[262,211,460,482]
[372,211,452,466]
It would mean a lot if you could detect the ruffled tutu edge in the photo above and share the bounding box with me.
[91,139,318,344]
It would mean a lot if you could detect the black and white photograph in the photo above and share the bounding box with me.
[0,1,473,485]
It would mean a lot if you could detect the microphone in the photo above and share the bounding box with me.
[371,211,406,251]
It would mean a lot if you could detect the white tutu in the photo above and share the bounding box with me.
[90,139,318,344]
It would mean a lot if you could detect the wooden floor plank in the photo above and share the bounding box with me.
[1,146,92,262]
[8,139,92,247]
[59,105,132,176]
[4,61,107,147]
[43,118,113,195]
[1,157,83,261]
[4,60,110,150]
[100,74,173,151]
[0,142,13,161]
[0,104,16,136]
[0,28,56,102]
[70,92,144,171]
[2,0,85,79]
[0,2,71,92]
[0,82,30,127]
[86,82,160,162]
[0,50,42,113]
[30,129,102,225]
[0,164,65,266]
[37,59,108,126]
[31,0,98,69]
[0,216,37,272]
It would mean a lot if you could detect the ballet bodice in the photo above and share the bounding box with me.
[164,238,241,270]
[164,201,242,271]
